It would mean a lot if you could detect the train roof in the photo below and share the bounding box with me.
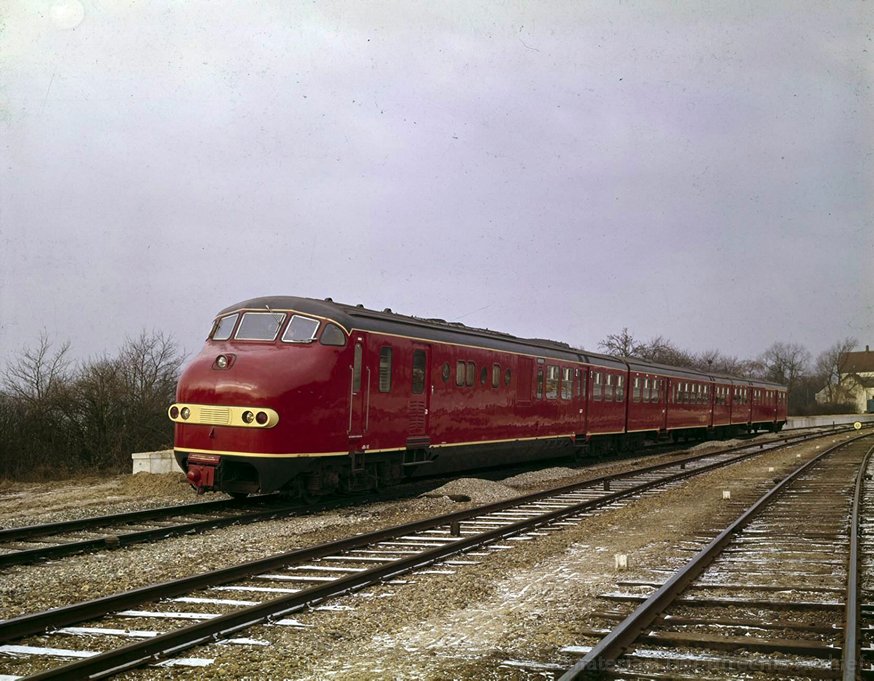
[623,358,785,389]
[218,296,785,389]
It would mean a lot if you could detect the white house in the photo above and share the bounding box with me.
[836,346,874,413]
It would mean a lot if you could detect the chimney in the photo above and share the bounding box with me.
[868,345,871,352]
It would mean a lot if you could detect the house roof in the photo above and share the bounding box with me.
[839,349,874,374]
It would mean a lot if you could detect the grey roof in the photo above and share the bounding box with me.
[216,296,785,388]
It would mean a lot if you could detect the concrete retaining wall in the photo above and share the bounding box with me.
[131,449,178,474]
[785,414,874,430]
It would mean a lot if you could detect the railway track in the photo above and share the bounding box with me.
[0,430,834,570]
[0,496,315,569]
[558,430,874,680]
[0,430,848,679]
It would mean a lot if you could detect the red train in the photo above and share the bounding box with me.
[169,296,787,497]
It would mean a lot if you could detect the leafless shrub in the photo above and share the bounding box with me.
[0,331,184,480]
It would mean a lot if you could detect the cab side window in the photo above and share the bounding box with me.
[320,323,347,347]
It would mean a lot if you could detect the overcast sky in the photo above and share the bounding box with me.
[1,1,872,370]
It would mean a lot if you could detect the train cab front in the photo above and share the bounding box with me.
[169,299,351,497]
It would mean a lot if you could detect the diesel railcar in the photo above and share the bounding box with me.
[169,296,787,497]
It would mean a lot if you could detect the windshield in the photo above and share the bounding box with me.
[211,314,238,341]
[282,315,320,342]
[235,312,286,341]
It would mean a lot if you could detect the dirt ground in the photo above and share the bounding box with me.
[0,472,196,528]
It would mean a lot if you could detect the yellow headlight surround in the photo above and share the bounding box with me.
[167,404,279,428]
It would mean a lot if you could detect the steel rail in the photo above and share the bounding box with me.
[0,497,263,543]
[6,434,845,679]
[0,501,306,569]
[0,432,823,645]
[842,445,874,680]
[558,431,874,680]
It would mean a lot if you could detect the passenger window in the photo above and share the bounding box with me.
[456,361,465,386]
[283,315,320,343]
[633,377,641,403]
[605,374,614,401]
[480,366,488,385]
[320,323,346,347]
[492,364,501,388]
[546,366,559,399]
[536,368,544,399]
[378,347,392,392]
[561,367,572,400]
[652,379,660,403]
[505,368,512,386]
[212,314,239,341]
[412,350,426,394]
[593,372,602,401]
[616,375,625,402]
[466,361,475,387]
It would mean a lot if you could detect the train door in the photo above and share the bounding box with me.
[656,376,668,432]
[407,344,431,440]
[576,367,588,434]
[348,338,369,441]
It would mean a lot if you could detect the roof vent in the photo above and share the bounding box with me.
[356,304,364,308]
[324,297,333,302]
[383,308,392,313]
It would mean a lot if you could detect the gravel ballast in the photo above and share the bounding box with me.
[0,430,850,679]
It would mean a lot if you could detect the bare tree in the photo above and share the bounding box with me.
[637,336,696,368]
[694,349,751,376]
[66,356,126,467]
[2,332,71,406]
[758,341,812,412]
[814,337,858,403]
[598,328,640,357]
[0,333,74,477]
[116,331,185,458]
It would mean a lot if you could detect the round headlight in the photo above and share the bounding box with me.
[256,411,269,425]
[180,407,191,420]
[242,410,255,424]
[169,406,179,419]
[216,355,229,369]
